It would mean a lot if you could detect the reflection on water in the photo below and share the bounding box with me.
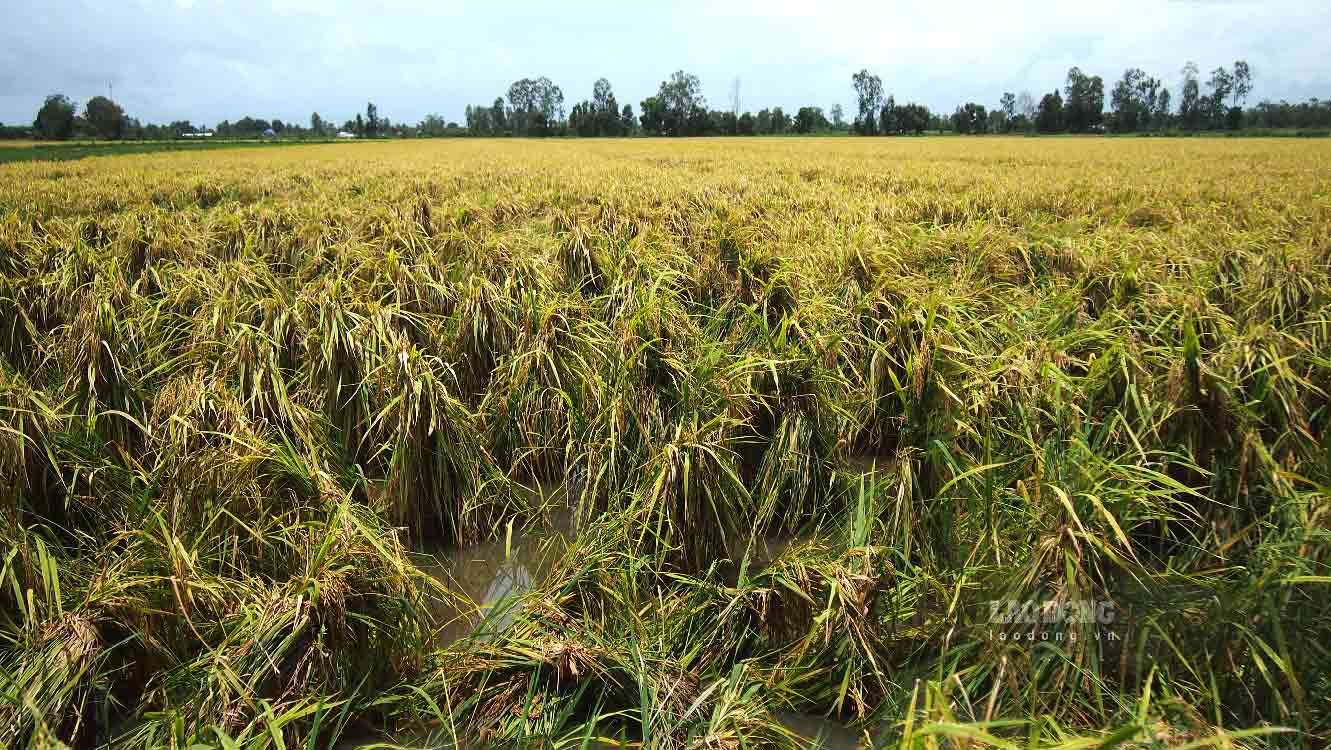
[739,534,805,565]
[385,481,870,750]
[777,712,866,750]
[845,455,894,478]
[726,532,810,584]
[418,487,575,643]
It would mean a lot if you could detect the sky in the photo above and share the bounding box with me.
[2,0,1328,128]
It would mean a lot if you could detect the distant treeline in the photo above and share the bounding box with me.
[932,61,1292,135]
[11,97,452,141]
[463,74,864,137]
[9,61,1331,142]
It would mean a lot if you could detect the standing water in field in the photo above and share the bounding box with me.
[417,484,576,643]
[775,712,868,750]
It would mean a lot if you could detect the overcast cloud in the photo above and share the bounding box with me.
[1,0,1327,128]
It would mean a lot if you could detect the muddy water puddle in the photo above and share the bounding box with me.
[417,539,556,641]
[417,486,575,643]
[420,456,891,641]
[777,711,869,749]
[342,538,867,746]
[386,483,867,749]
[423,516,808,639]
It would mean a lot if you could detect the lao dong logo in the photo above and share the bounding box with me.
[986,599,1121,643]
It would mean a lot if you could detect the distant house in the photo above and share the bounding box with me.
[181,132,214,138]
[336,131,357,139]
[262,128,277,138]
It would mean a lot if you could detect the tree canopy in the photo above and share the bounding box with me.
[34,94,76,140]
[84,96,126,139]
[25,55,1317,144]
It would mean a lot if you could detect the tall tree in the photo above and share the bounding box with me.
[951,102,988,134]
[850,69,883,135]
[592,77,613,112]
[879,95,897,135]
[1206,66,1234,127]
[1232,60,1253,106]
[1154,88,1173,129]
[310,112,325,136]
[738,112,755,135]
[507,77,564,136]
[795,106,826,134]
[1016,91,1036,121]
[1000,92,1017,132]
[1179,61,1202,130]
[650,71,706,136]
[830,104,845,130]
[893,102,930,135]
[366,102,379,137]
[590,78,620,136]
[1063,67,1105,132]
[34,94,76,140]
[639,96,665,135]
[507,78,535,135]
[602,92,620,135]
[569,102,592,137]
[1110,68,1155,133]
[464,106,492,135]
[1135,73,1163,131]
[1036,91,1065,133]
[755,108,772,134]
[419,113,449,136]
[84,96,125,139]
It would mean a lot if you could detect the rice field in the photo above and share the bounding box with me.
[1,137,1329,749]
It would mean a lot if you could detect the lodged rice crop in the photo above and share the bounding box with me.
[1,136,1329,749]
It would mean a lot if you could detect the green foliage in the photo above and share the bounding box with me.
[83,97,125,141]
[34,94,76,141]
